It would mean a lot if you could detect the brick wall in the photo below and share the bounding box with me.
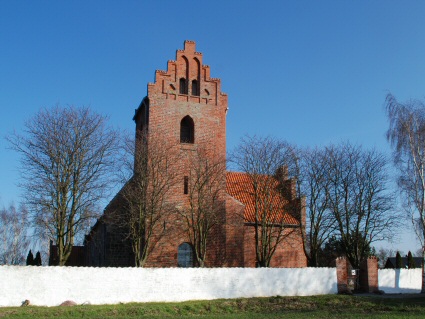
[335,257,349,293]
[243,226,307,268]
[335,256,379,294]
[84,192,134,267]
[359,257,378,293]
[270,228,307,268]
[223,195,245,267]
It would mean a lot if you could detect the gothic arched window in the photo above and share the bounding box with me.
[179,78,188,94]
[180,116,194,143]
[178,243,194,267]
[191,80,199,96]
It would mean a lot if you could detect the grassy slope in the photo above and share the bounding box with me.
[1,295,425,319]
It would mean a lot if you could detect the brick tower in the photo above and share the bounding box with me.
[134,40,227,160]
[132,40,229,267]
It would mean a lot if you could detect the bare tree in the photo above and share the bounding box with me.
[385,93,425,291]
[177,147,226,267]
[7,105,119,265]
[325,142,398,268]
[0,203,31,265]
[299,147,336,267]
[320,234,376,267]
[113,130,179,267]
[231,135,301,267]
[376,247,395,268]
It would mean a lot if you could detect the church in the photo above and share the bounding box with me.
[82,41,307,268]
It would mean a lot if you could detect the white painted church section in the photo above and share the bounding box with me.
[0,266,337,307]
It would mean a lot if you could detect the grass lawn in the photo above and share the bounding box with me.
[0,294,424,318]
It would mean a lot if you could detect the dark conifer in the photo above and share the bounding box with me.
[34,251,42,266]
[26,250,34,266]
[395,251,403,268]
[407,251,416,269]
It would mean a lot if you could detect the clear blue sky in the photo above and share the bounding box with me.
[1,1,424,254]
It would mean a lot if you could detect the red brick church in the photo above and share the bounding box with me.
[82,41,307,268]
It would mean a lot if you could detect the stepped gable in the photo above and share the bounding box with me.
[147,40,228,107]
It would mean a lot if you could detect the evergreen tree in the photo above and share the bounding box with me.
[26,250,34,266]
[407,251,416,269]
[34,251,42,266]
[395,251,403,268]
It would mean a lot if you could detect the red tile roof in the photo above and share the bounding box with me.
[226,171,299,225]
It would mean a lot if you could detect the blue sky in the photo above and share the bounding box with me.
[1,1,425,254]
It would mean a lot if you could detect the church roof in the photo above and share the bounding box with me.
[384,257,422,269]
[226,171,299,225]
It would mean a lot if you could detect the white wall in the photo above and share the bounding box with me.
[0,266,337,307]
[378,269,422,294]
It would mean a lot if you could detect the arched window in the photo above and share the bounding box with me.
[178,243,194,267]
[179,78,187,94]
[191,80,199,96]
[180,116,194,143]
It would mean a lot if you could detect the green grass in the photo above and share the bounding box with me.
[1,294,425,318]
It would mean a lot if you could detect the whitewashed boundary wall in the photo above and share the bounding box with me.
[0,266,337,307]
[378,269,422,294]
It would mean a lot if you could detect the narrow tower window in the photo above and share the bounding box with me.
[191,80,199,96]
[180,116,194,143]
[184,176,189,194]
[179,78,187,94]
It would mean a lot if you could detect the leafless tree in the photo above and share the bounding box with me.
[385,93,425,290]
[231,135,300,267]
[299,147,336,267]
[376,247,395,268]
[325,142,398,268]
[113,130,179,267]
[0,203,31,265]
[177,146,226,267]
[7,105,119,265]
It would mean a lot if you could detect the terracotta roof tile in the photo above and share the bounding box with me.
[226,171,299,225]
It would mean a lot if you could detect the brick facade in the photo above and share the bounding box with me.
[241,227,305,268]
[82,41,307,268]
[359,257,379,293]
[335,257,350,293]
